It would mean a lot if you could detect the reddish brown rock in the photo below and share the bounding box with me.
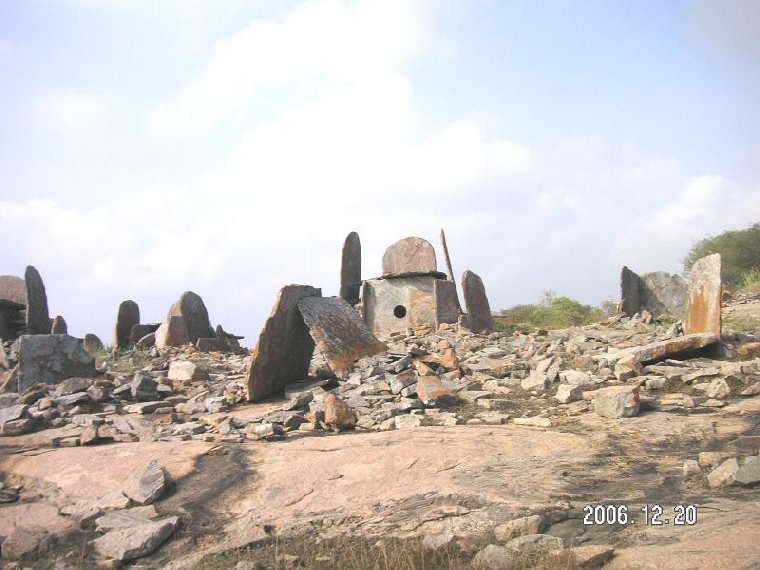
[297,296,386,379]
[685,253,722,335]
[246,285,321,402]
[416,375,460,405]
[324,394,356,431]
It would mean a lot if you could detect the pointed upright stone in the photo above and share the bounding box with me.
[246,285,321,402]
[685,253,722,335]
[620,266,640,317]
[24,266,50,334]
[462,270,495,334]
[114,300,140,349]
[167,291,213,344]
[51,315,68,334]
[340,231,362,306]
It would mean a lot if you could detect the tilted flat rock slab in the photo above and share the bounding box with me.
[246,285,321,402]
[382,236,438,276]
[297,296,386,379]
[604,332,719,365]
[91,516,179,561]
[17,334,96,392]
[685,253,722,335]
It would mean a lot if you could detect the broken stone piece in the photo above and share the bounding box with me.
[594,385,640,418]
[121,460,166,505]
[17,334,96,392]
[91,516,178,561]
[323,394,356,431]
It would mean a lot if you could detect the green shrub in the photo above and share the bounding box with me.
[495,290,606,331]
[738,267,760,294]
[684,222,760,287]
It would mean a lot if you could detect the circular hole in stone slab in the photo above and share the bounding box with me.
[393,305,407,318]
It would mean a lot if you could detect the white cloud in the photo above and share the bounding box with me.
[34,90,111,140]
[0,38,12,54]
[149,0,433,133]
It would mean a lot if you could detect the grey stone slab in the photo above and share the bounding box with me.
[24,266,50,334]
[620,266,640,317]
[129,323,160,345]
[155,316,189,349]
[362,276,439,337]
[340,231,362,306]
[685,253,722,335]
[50,315,67,334]
[434,279,459,325]
[167,291,213,344]
[462,270,495,334]
[246,285,321,402]
[17,334,96,392]
[114,300,140,349]
[381,236,437,276]
[298,296,386,379]
[639,271,686,318]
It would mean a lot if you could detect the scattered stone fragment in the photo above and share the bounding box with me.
[513,417,552,428]
[505,533,563,554]
[416,376,460,406]
[471,544,514,570]
[706,377,731,399]
[569,544,615,568]
[683,459,701,476]
[1,525,52,560]
[707,457,739,488]
[168,360,209,382]
[91,516,178,561]
[130,373,158,401]
[324,394,356,431]
[494,515,543,542]
[555,384,583,403]
[741,382,760,397]
[121,460,166,505]
[734,456,760,486]
[594,385,640,418]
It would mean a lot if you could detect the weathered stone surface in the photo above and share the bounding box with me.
[707,457,739,488]
[639,271,687,317]
[246,285,321,402]
[382,236,438,276]
[50,315,67,334]
[505,533,563,554]
[620,266,640,317]
[609,332,719,366]
[494,515,543,542]
[91,516,178,561]
[114,300,141,349]
[0,404,28,435]
[297,296,386,379]
[685,253,722,335]
[51,376,91,397]
[130,323,160,345]
[324,394,356,431]
[472,544,514,570]
[168,360,209,382]
[155,316,189,349]
[594,385,640,418]
[434,279,460,325]
[24,265,50,334]
[1,525,52,560]
[555,384,583,403]
[0,274,26,304]
[130,373,158,401]
[121,460,166,505]
[362,275,440,337]
[416,375,460,405]
[83,333,103,354]
[462,270,495,334]
[17,334,96,392]
[734,457,760,486]
[570,544,615,568]
[196,337,227,352]
[168,291,213,344]
[340,231,362,306]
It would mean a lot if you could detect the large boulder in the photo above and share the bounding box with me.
[114,300,140,349]
[17,334,96,392]
[167,291,213,344]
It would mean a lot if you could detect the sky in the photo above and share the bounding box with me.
[1,0,759,346]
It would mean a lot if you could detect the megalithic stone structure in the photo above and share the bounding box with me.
[685,253,722,336]
[462,270,495,334]
[114,300,140,349]
[439,228,462,313]
[339,231,362,306]
[24,265,50,334]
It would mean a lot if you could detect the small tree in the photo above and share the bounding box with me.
[684,223,760,286]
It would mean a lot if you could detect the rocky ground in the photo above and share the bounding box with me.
[1,295,760,569]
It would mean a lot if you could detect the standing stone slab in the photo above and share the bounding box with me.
[155,316,189,349]
[0,275,27,305]
[50,315,67,334]
[340,231,362,306]
[246,285,321,402]
[297,296,386,379]
[17,334,96,392]
[114,300,140,349]
[167,291,213,344]
[639,271,686,317]
[462,270,495,334]
[434,279,460,325]
[24,266,50,334]
[382,237,437,276]
[129,323,160,345]
[685,253,722,335]
[620,266,640,317]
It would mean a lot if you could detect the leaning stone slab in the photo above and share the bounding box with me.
[297,296,386,379]
[382,236,438,275]
[167,291,213,344]
[595,385,640,418]
[605,332,719,366]
[121,460,166,505]
[340,231,362,306]
[24,266,50,334]
[685,253,722,335]
[462,270,495,334]
[17,334,96,392]
[114,300,140,349]
[246,285,321,402]
[91,516,178,562]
